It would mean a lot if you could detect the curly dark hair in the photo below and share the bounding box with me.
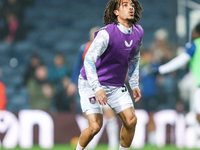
[103,0,143,25]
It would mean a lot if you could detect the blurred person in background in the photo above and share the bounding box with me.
[150,28,174,64]
[0,68,7,110]
[48,54,72,112]
[68,26,119,150]
[139,49,159,112]
[150,28,178,111]
[75,0,143,149]
[0,0,27,42]
[2,0,24,21]
[178,70,196,112]
[27,65,53,112]
[138,49,160,145]
[23,53,42,86]
[147,28,179,145]
[1,12,19,43]
[158,22,200,124]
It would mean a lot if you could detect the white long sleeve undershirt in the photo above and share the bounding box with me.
[158,52,191,74]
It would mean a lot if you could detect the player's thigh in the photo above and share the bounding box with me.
[117,107,137,127]
[79,88,103,115]
[103,106,115,119]
[107,85,133,114]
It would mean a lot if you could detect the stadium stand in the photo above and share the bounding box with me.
[0,0,177,112]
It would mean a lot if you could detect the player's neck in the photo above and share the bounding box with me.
[117,19,132,28]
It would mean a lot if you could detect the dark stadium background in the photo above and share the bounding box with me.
[0,0,200,149]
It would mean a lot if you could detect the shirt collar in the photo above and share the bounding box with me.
[117,23,133,34]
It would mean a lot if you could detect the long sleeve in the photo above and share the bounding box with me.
[84,30,109,93]
[71,44,85,85]
[158,52,191,74]
[128,41,142,90]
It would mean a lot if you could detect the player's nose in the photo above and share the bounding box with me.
[129,6,133,10]
[129,4,134,10]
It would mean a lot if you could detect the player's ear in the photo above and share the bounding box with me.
[114,9,119,16]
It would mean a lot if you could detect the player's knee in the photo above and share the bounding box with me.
[125,115,137,129]
[89,122,102,135]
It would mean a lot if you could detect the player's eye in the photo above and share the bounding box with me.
[123,3,127,7]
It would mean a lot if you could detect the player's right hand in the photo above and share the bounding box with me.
[95,89,107,105]
[133,87,141,103]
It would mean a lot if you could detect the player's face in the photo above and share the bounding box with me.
[192,30,200,41]
[114,0,135,26]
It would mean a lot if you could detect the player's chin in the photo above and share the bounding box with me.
[126,17,134,22]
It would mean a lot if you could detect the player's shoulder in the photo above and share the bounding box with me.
[133,24,144,39]
[135,24,143,29]
[185,41,196,56]
[98,23,115,32]
[94,26,110,38]
[134,24,143,33]
[185,41,195,49]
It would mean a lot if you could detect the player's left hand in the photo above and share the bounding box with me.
[133,87,141,102]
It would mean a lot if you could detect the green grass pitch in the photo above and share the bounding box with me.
[0,144,199,150]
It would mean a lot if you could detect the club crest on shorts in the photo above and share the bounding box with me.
[89,97,96,104]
